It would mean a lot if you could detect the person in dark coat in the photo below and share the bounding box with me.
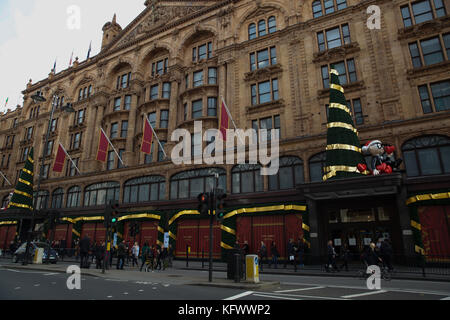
[365,243,382,266]
[286,239,296,269]
[79,236,91,268]
[242,241,250,256]
[339,244,351,272]
[326,240,338,272]
[117,242,126,270]
[269,241,279,269]
[380,239,394,271]
[297,237,306,268]
[95,241,105,269]
[258,241,267,271]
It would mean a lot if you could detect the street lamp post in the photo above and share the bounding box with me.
[22,92,75,265]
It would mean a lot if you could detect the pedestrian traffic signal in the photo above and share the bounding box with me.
[198,193,209,216]
[215,191,227,224]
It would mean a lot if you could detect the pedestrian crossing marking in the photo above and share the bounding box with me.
[342,290,387,299]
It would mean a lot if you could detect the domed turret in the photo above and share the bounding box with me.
[102,14,122,50]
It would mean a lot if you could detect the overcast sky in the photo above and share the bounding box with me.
[0,0,145,113]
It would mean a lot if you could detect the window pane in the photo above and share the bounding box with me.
[192,100,203,119]
[444,34,450,59]
[326,27,342,49]
[268,16,276,33]
[241,171,253,193]
[324,0,335,14]
[258,81,271,104]
[249,23,257,40]
[170,181,178,199]
[279,167,294,189]
[179,180,189,199]
[139,184,150,202]
[250,53,256,71]
[194,71,203,87]
[294,165,304,184]
[255,172,263,192]
[409,43,422,68]
[208,68,217,85]
[421,37,444,65]
[258,20,267,36]
[148,112,157,127]
[232,173,240,194]
[251,84,257,105]
[310,162,323,182]
[401,6,413,27]
[269,175,278,190]
[272,79,279,101]
[257,49,269,69]
[336,0,347,10]
[403,151,419,177]
[198,44,207,60]
[434,0,446,17]
[440,146,450,173]
[313,1,323,18]
[150,184,158,201]
[322,65,330,88]
[418,85,433,113]
[163,83,171,99]
[342,24,350,44]
[159,183,165,200]
[412,0,433,24]
[208,97,217,117]
[150,85,159,100]
[418,148,442,175]
[430,81,450,112]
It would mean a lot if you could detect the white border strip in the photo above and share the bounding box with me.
[342,290,387,299]
[223,291,254,301]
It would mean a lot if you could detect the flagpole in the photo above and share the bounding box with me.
[145,116,168,159]
[221,96,245,145]
[100,127,125,166]
[0,171,12,186]
[59,143,81,175]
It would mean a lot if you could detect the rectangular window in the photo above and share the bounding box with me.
[192,100,203,119]
[198,44,207,61]
[250,53,256,71]
[114,97,121,111]
[121,121,128,138]
[257,49,270,69]
[420,37,444,65]
[401,5,413,27]
[434,0,446,17]
[251,84,257,106]
[194,71,203,87]
[347,59,357,83]
[50,118,58,132]
[77,109,85,124]
[156,60,164,75]
[72,132,81,149]
[184,103,188,121]
[185,74,189,89]
[318,32,325,51]
[110,123,119,139]
[191,134,202,157]
[107,151,115,170]
[118,149,125,169]
[444,33,450,59]
[322,65,330,88]
[272,78,279,101]
[258,80,271,104]
[430,80,450,112]
[409,42,423,67]
[150,85,159,100]
[148,112,157,127]
[337,0,347,10]
[324,0,335,14]
[151,63,156,77]
[26,127,33,140]
[162,82,171,99]
[342,24,350,44]
[160,110,169,129]
[326,27,342,49]
[313,1,323,18]
[412,0,434,24]
[418,84,433,113]
[78,89,83,101]
[145,144,154,164]
[260,116,273,142]
[68,158,79,177]
[164,58,169,73]
[270,46,277,65]
[208,68,217,85]
[207,97,217,117]
[192,47,197,62]
[348,99,364,125]
[124,95,132,110]
[43,164,49,179]
[121,74,128,89]
[208,42,213,59]
[46,140,54,157]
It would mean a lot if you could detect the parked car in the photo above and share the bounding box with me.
[13,242,58,264]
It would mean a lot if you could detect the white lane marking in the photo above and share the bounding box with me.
[6,269,22,273]
[254,291,348,301]
[123,292,129,295]
[275,286,325,293]
[163,284,170,287]
[44,273,58,276]
[14,287,21,290]
[105,279,128,282]
[253,294,301,301]
[224,291,254,301]
[441,297,450,300]
[152,287,157,290]
[107,296,113,298]
[342,290,388,299]
[138,290,144,292]
[34,284,40,287]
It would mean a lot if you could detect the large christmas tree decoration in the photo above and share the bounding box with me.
[323,66,368,181]
[8,148,34,211]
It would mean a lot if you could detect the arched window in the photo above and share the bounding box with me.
[35,190,49,210]
[170,168,226,200]
[124,176,165,203]
[402,135,450,177]
[84,182,120,207]
[67,186,81,208]
[51,188,64,209]
[269,157,304,191]
[309,152,327,182]
[268,16,277,34]
[248,23,257,40]
[313,0,347,18]
[258,20,267,37]
[232,164,264,194]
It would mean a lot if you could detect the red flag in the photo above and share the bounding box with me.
[53,144,67,173]
[96,129,109,162]
[141,118,154,154]
[219,98,230,141]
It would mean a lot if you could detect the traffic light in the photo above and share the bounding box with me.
[111,201,120,225]
[104,204,112,228]
[215,190,227,224]
[198,193,209,216]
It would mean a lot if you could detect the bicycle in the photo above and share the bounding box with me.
[357,262,391,281]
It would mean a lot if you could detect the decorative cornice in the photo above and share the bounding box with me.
[313,42,361,64]
[398,15,450,41]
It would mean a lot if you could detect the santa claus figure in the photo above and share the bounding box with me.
[361,140,402,176]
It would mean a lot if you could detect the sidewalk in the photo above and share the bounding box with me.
[1,256,449,282]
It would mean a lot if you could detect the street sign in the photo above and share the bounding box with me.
[164,232,169,248]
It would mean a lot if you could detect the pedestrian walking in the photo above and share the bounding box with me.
[95,241,105,269]
[116,242,126,270]
[286,239,296,269]
[297,237,305,268]
[365,242,383,268]
[269,241,279,269]
[326,240,338,272]
[339,244,351,271]
[155,246,162,270]
[258,241,267,271]
[242,241,250,256]
[380,239,394,271]
[168,244,174,268]
[79,235,91,269]
[132,242,140,268]
[140,242,150,272]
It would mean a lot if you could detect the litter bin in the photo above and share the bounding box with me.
[226,249,244,281]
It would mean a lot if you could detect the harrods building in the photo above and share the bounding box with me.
[1,0,449,262]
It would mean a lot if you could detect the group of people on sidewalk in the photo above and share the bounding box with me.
[326,238,394,273]
[76,236,174,272]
